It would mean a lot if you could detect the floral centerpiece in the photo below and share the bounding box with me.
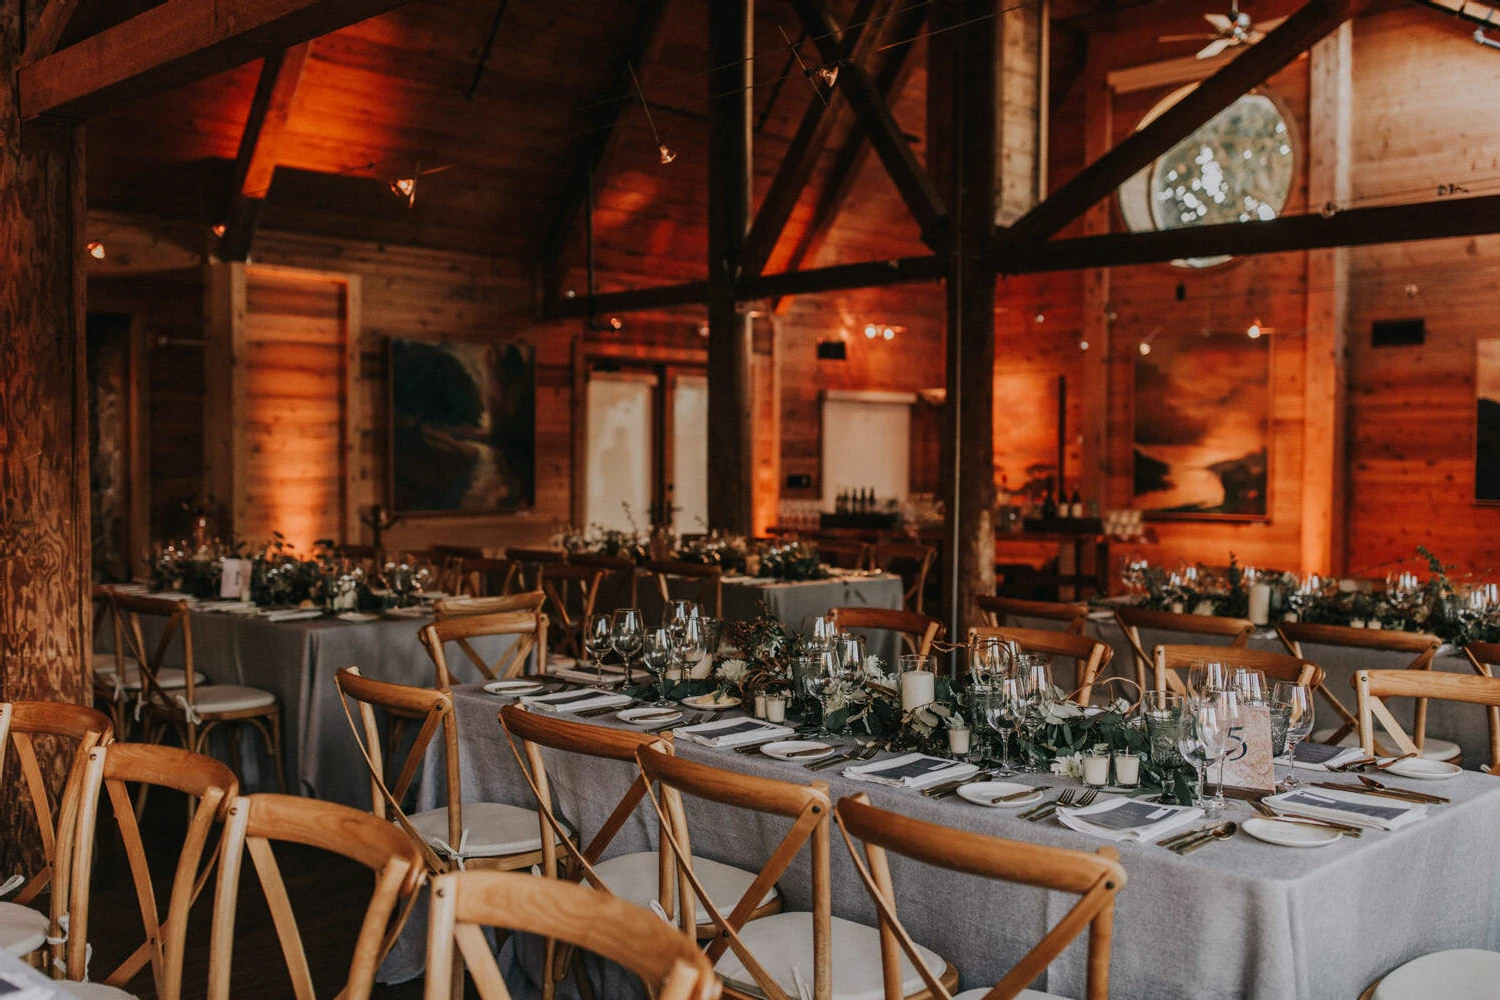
[756,541,830,582]
[149,538,243,598]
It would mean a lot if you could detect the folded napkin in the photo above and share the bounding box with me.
[1264,787,1428,830]
[261,608,324,622]
[520,689,633,714]
[843,753,977,790]
[676,717,794,748]
[1055,797,1202,842]
[547,664,628,686]
[1290,742,1368,771]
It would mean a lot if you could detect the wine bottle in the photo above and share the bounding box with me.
[1069,489,1082,519]
[1041,481,1058,520]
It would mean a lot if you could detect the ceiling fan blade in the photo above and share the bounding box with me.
[1197,37,1235,59]
[1159,32,1217,41]
[1204,13,1235,30]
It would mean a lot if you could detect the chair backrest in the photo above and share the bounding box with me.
[1277,622,1439,747]
[568,552,642,612]
[423,870,721,1000]
[452,557,520,598]
[1356,669,1500,771]
[419,609,548,687]
[829,606,944,658]
[636,742,832,1000]
[333,667,459,873]
[63,743,237,998]
[433,590,544,620]
[1152,643,1324,696]
[109,592,202,710]
[835,794,1124,1000]
[538,564,608,645]
[1462,641,1500,772]
[431,544,484,559]
[499,705,674,905]
[967,626,1113,705]
[3,701,112,905]
[1112,606,1255,691]
[869,543,936,614]
[208,793,425,1000]
[645,560,724,618]
[976,595,1089,634]
[506,547,567,590]
[811,538,868,570]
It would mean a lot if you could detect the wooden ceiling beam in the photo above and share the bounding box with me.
[789,0,948,249]
[736,0,884,280]
[1003,0,1369,246]
[19,0,408,120]
[217,43,310,262]
[538,0,670,301]
[20,0,79,66]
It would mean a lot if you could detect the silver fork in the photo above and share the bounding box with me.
[1021,787,1074,821]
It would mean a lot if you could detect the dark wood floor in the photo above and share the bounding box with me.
[68,787,428,1000]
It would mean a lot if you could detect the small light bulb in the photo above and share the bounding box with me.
[211,224,226,238]
[389,177,415,198]
[658,144,677,165]
[1079,339,1090,351]
[1034,311,1046,324]
[86,240,105,260]
[882,327,894,341]
[1405,283,1419,298]
[1138,341,1152,356]
[864,324,878,339]
[1247,321,1262,339]
[608,316,623,331]
[815,65,840,88]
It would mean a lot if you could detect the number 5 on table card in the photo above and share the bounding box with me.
[1219,703,1277,796]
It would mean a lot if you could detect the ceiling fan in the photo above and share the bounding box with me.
[1158,2,1288,59]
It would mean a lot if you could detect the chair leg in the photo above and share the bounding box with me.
[246,708,288,794]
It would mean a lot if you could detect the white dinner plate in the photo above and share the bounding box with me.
[417,591,451,601]
[759,740,834,762]
[1382,757,1462,780]
[681,693,741,711]
[1242,817,1342,848]
[955,781,1045,809]
[483,679,546,697]
[618,707,683,726]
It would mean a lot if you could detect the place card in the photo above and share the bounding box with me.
[1220,703,1276,796]
[220,558,252,599]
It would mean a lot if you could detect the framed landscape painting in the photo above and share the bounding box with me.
[1476,339,1500,502]
[389,339,535,514]
[1133,332,1270,519]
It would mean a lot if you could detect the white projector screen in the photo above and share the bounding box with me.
[820,391,913,510]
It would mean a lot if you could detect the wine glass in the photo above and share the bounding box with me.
[800,615,837,654]
[667,600,699,626]
[1272,680,1314,786]
[1187,660,1227,703]
[1230,668,1267,705]
[795,655,827,733]
[1196,692,1239,818]
[641,626,675,705]
[969,636,1014,687]
[1014,656,1053,771]
[981,683,1022,777]
[696,616,723,660]
[818,648,853,736]
[611,608,644,684]
[584,613,614,683]
[669,615,706,683]
[836,633,866,676]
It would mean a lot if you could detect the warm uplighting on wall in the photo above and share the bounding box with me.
[86,240,105,260]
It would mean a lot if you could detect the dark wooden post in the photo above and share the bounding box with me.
[705,0,755,536]
[931,0,997,657]
[0,1,92,871]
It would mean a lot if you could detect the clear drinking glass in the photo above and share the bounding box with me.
[1231,668,1267,705]
[1187,661,1227,703]
[667,600,699,626]
[800,615,838,654]
[796,656,828,733]
[836,633,866,676]
[818,648,853,736]
[611,608,644,685]
[669,615,706,683]
[1195,692,1238,818]
[1143,690,1185,768]
[1272,680,1314,786]
[1014,656,1053,771]
[696,616,723,659]
[969,636,1013,687]
[585,613,614,683]
[641,626,675,705]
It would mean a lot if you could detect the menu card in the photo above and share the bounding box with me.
[843,753,977,790]
[676,717,793,748]
[520,688,633,714]
[1291,742,1368,771]
[1056,797,1202,842]
[1264,787,1428,830]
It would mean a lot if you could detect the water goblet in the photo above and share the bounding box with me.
[800,615,838,654]
[1271,680,1314,785]
[669,615,707,683]
[642,627,675,705]
[1187,661,1227,703]
[1231,668,1267,705]
[1143,690,1186,768]
[611,607,644,685]
[585,613,614,683]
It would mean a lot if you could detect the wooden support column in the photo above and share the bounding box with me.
[1,0,90,871]
[203,262,247,541]
[1078,37,1112,507]
[931,0,998,653]
[1302,23,1352,574]
[705,0,754,535]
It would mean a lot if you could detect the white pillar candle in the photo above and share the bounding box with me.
[1248,583,1271,626]
[899,670,936,711]
[1082,754,1111,787]
[1349,619,1366,629]
[1170,601,1185,614]
[753,694,767,719]
[688,651,713,680]
[947,727,971,755]
[1113,753,1140,787]
[1368,619,1382,630]
[765,696,786,724]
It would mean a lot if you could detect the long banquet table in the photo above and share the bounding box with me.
[381,682,1500,999]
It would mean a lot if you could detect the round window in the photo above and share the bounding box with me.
[1117,87,1295,269]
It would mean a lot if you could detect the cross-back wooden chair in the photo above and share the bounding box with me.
[569,552,643,613]
[60,743,237,998]
[432,544,484,560]
[506,546,568,591]
[500,706,777,941]
[419,609,547,688]
[835,794,1126,1000]
[424,870,722,1000]
[868,543,936,614]
[334,667,561,875]
[646,560,724,619]
[829,607,943,658]
[537,563,607,661]
[112,592,286,798]
[1461,641,1500,772]
[96,589,201,739]
[636,742,958,1000]
[0,702,111,960]
[976,595,1089,634]
[1356,669,1500,773]
[811,538,868,571]
[433,590,545,620]
[967,626,1113,706]
[207,794,425,1000]
[451,557,520,598]
[1152,644,1324,697]
[1113,606,1255,692]
[1276,622,1452,759]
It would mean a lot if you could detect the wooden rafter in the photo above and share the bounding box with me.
[539,0,670,301]
[1004,0,1369,245]
[19,0,408,120]
[789,0,947,249]
[218,43,311,262]
[769,0,926,311]
[736,0,884,280]
[20,0,79,66]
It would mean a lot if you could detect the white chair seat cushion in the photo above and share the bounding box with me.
[65,982,139,999]
[90,651,137,675]
[170,684,275,714]
[1311,729,1461,762]
[0,902,47,956]
[715,911,946,1000]
[407,802,561,858]
[1372,949,1500,999]
[100,667,202,690]
[592,850,776,925]
[955,990,1061,1000]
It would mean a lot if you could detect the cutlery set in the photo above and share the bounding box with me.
[1157,822,1238,854]
[805,743,882,771]
[1020,787,1097,822]
[921,771,995,799]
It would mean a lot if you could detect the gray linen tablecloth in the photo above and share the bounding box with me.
[100,608,518,805]
[724,574,907,663]
[382,683,1500,999]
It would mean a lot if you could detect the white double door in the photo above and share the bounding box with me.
[585,370,707,534]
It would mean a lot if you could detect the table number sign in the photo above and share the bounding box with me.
[220,558,253,600]
[1220,703,1276,795]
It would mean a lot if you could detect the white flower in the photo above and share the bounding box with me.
[717,658,748,683]
[1050,752,1083,778]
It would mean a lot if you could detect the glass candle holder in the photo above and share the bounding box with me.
[1082,750,1111,787]
[765,694,787,724]
[1113,752,1140,788]
[947,726,971,756]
